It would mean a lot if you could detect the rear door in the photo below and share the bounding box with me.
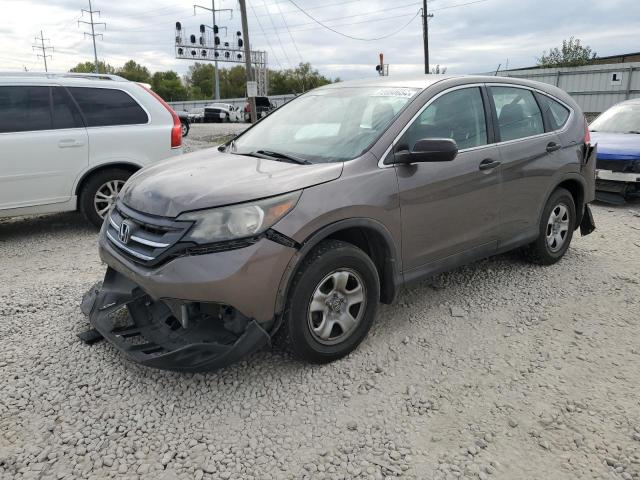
[488,85,563,243]
[67,86,166,170]
[394,85,502,276]
[0,85,88,210]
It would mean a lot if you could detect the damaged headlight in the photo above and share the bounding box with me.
[178,191,301,243]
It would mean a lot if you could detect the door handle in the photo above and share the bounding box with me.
[479,159,501,171]
[58,139,84,148]
[546,142,562,153]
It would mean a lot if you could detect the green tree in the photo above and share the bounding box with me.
[186,63,215,98]
[116,60,152,83]
[537,37,597,68]
[430,65,447,74]
[269,63,333,95]
[69,60,115,74]
[151,71,188,101]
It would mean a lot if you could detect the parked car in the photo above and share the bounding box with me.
[188,107,204,123]
[589,99,640,203]
[175,111,190,137]
[81,75,596,372]
[204,103,241,123]
[244,96,275,122]
[0,72,183,227]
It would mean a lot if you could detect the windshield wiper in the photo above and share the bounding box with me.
[252,149,311,165]
[626,130,640,134]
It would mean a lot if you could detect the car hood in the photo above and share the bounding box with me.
[119,148,344,217]
[590,131,640,160]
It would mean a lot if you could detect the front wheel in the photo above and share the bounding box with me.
[522,187,576,265]
[181,121,189,137]
[79,168,132,228]
[277,240,380,363]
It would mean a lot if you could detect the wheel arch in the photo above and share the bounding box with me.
[74,162,142,199]
[540,174,587,229]
[274,219,403,320]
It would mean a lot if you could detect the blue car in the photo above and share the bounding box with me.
[590,99,640,203]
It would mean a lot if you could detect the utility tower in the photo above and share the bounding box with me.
[422,0,433,74]
[79,0,106,74]
[194,1,232,100]
[32,31,53,72]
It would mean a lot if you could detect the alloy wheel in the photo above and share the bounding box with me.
[546,203,570,252]
[94,180,125,219]
[307,269,366,346]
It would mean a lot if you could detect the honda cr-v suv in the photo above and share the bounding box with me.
[81,75,596,371]
[0,73,183,227]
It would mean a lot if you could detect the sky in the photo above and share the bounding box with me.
[1,0,639,82]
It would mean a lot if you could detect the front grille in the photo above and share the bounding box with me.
[597,158,640,174]
[106,204,191,266]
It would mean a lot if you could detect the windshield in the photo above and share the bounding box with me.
[590,104,640,133]
[229,86,420,163]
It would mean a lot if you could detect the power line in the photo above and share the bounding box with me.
[274,0,303,65]
[275,4,421,41]
[78,0,106,73]
[32,30,54,72]
[249,1,284,69]
[260,0,294,69]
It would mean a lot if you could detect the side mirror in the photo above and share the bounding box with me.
[394,138,458,164]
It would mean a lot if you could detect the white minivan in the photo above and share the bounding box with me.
[0,73,183,227]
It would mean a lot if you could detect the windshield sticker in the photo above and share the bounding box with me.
[372,88,418,98]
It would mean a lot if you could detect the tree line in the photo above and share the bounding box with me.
[69,60,336,101]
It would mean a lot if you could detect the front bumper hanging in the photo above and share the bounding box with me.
[80,268,270,372]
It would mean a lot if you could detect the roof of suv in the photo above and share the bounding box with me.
[0,72,130,87]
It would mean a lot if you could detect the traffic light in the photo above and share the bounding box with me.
[238,39,243,48]
[189,34,196,44]
[214,36,220,46]
[175,22,182,31]
[214,25,219,34]
[200,24,206,33]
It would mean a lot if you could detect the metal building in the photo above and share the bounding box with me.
[496,60,640,115]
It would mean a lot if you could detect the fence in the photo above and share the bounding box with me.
[497,62,640,114]
[168,94,296,112]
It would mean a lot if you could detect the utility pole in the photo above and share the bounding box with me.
[194,2,232,100]
[212,0,219,100]
[422,0,433,74]
[238,0,257,123]
[79,0,106,74]
[32,30,53,72]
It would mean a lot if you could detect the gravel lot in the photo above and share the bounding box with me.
[1,128,639,480]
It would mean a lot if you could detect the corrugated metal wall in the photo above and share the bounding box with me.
[498,62,640,113]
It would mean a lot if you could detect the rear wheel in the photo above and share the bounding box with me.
[277,240,380,363]
[522,187,576,265]
[79,168,132,228]
[181,121,189,137]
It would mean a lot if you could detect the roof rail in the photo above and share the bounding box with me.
[0,72,127,81]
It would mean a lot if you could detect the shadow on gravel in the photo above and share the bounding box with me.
[0,211,95,240]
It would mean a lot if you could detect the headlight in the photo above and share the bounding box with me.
[178,191,301,243]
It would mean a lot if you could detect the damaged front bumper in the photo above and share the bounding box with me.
[81,268,270,372]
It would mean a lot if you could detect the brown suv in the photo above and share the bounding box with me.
[81,75,596,371]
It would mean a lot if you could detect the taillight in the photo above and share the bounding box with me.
[139,84,182,149]
[584,118,591,144]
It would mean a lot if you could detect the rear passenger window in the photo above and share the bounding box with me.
[52,87,84,129]
[402,87,488,150]
[68,87,148,127]
[537,94,570,130]
[490,86,544,141]
[0,86,52,133]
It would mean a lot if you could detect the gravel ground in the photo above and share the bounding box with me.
[183,123,249,153]
[1,135,639,479]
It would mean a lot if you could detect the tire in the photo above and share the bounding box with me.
[522,187,576,265]
[181,121,189,137]
[224,113,230,123]
[277,240,380,364]
[79,168,132,228]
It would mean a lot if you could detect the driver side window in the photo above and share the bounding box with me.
[401,87,488,151]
